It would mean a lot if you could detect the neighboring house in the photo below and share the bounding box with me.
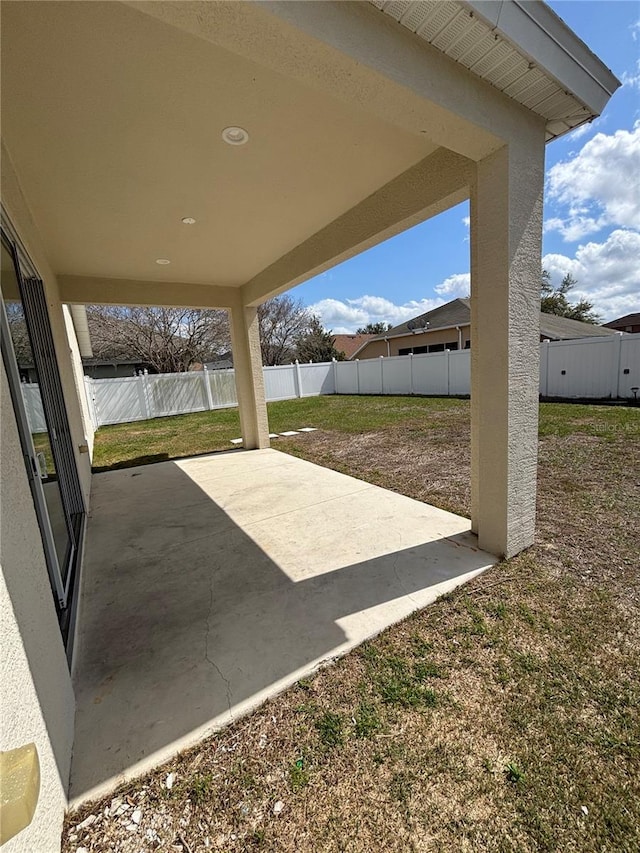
[203,358,234,371]
[352,298,621,359]
[604,313,640,334]
[333,333,377,359]
[17,358,154,382]
[0,3,619,851]
[81,357,155,379]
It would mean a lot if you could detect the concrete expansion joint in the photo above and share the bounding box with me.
[204,578,234,720]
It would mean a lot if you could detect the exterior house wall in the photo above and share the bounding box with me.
[607,321,640,334]
[62,305,95,459]
[0,364,76,853]
[1,145,91,850]
[355,326,472,359]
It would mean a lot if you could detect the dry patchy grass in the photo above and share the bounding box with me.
[65,399,640,853]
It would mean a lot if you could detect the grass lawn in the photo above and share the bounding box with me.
[67,396,640,852]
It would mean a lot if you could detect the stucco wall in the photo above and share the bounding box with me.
[62,305,95,460]
[1,141,92,506]
[0,363,75,853]
[356,326,471,359]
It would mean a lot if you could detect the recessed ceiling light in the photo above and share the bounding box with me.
[155,258,171,265]
[181,217,196,225]
[222,126,249,146]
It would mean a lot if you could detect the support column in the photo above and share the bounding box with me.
[470,134,544,558]
[229,304,270,449]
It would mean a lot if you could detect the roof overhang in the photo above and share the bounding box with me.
[0,1,620,308]
[372,0,620,140]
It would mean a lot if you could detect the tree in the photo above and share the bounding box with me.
[257,295,313,365]
[356,322,392,334]
[5,301,32,366]
[296,316,344,363]
[541,271,600,324]
[86,305,230,373]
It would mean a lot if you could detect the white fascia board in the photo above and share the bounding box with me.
[462,0,620,116]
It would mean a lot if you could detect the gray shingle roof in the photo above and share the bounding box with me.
[385,298,471,336]
[366,297,620,343]
[539,313,619,340]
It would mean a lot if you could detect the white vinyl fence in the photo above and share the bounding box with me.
[19,334,640,431]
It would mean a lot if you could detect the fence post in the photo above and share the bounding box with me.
[355,359,360,394]
[445,348,451,396]
[540,340,549,397]
[140,369,152,419]
[409,353,414,395]
[203,365,215,410]
[331,358,338,394]
[294,359,303,399]
[379,356,384,394]
[612,333,623,399]
[84,376,99,428]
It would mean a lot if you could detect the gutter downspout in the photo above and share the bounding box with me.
[384,337,390,357]
[456,326,462,350]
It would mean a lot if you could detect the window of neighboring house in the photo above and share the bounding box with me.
[398,345,429,355]
[464,341,471,349]
[428,343,445,353]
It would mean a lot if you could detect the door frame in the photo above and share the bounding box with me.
[0,246,71,606]
[1,216,85,625]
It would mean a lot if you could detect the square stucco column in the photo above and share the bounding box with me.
[470,135,544,558]
[230,304,270,450]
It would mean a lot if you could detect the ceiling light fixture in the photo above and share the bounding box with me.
[181,217,196,225]
[155,258,171,265]
[222,126,249,146]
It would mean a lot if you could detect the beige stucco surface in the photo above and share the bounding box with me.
[70,449,495,804]
[356,326,472,359]
[229,305,270,449]
[0,365,75,853]
[1,143,92,506]
[1,1,435,286]
[470,138,545,557]
[62,305,95,460]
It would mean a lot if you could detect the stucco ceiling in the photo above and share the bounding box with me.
[1,1,436,286]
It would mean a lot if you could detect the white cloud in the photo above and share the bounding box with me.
[309,294,445,333]
[543,229,640,320]
[566,116,605,143]
[621,59,640,90]
[462,216,470,228]
[434,273,470,297]
[309,271,473,333]
[545,122,640,241]
[631,19,640,41]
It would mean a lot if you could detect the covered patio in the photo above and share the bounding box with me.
[2,0,619,562]
[71,448,494,803]
[0,2,620,848]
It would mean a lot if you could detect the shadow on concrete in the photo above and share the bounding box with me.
[70,450,494,803]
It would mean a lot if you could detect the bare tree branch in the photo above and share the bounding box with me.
[86,306,231,373]
[257,296,312,365]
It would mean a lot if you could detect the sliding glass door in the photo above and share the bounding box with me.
[1,225,84,629]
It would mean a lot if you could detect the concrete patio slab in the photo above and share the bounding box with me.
[70,449,496,805]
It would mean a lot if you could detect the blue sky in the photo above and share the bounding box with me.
[292,1,640,333]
